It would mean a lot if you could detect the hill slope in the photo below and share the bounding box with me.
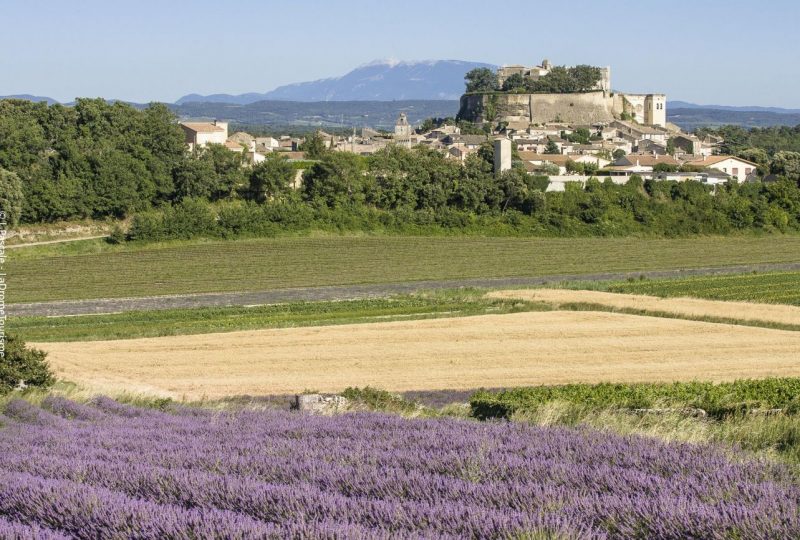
[175,60,495,104]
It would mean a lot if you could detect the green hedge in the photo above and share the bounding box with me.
[470,378,800,420]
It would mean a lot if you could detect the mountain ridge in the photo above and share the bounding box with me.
[174,60,496,104]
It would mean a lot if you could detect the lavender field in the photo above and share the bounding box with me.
[0,397,799,539]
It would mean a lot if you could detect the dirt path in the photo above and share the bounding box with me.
[10,262,800,317]
[33,311,800,399]
[7,235,108,249]
[489,289,800,327]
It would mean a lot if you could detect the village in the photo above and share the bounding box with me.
[180,60,759,192]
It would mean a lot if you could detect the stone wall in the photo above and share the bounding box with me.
[458,91,617,126]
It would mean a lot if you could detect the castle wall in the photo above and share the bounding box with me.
[458,92,615,126]
[529,92,615,124]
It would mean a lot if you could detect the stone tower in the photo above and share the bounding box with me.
[394,112,412,147]
[494,138,512,174]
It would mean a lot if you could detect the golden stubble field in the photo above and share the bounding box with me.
[33,308,800,400]
[488,289,800,326]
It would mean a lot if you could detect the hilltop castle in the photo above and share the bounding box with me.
[459,59,666,128]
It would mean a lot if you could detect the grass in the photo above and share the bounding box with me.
[606,271,800,305]
[11,290,547,342]
[510,402,800,469]
[9,235,800,303]
[470,378,800,420]
[470,379,800,469]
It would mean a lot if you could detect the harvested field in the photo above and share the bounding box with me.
[489,289,800,327]
[33,311,800,400]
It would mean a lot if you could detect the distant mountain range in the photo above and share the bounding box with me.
[174,60,497,104]
[5,60,800,130]
[171,100,461,130]
[667,101,800,115]
[0,94,59,105]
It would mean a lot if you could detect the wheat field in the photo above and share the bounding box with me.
[32,310,800,399]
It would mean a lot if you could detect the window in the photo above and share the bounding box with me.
[745,168,752,175]
[732,167,739,176]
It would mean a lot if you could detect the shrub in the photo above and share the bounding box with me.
[0,335,54,393]
[471,378,800,420]
[107,224,126,244]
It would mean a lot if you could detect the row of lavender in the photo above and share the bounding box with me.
[0,396,798,539]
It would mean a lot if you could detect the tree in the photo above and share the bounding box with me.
[0,334,54,393]
[302,152,365,207]
[464,68,498,93]
[612,149,626,160]
[0,168,23,226]
[300,131,328,159]
[544,140,561,154]
[653,163,679,173]
[737,148,769,175]
[770,151,800,182]
[248,153,295,202]
[666,138,676,156]
[565,160,584,174]
[501,73,527,92]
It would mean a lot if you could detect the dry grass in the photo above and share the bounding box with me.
[488,289,800,327]
[32,311,800,400]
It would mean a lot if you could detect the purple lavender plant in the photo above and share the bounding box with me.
[0,398,797,538]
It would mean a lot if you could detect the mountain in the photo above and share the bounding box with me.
[0,94,59,105]
[175,93,276,106]
[170,100,461,130]
[175,60,496,104]
[667,108,800,130]
[667,101,800,115]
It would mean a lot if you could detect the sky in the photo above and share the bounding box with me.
[2,0,799,107]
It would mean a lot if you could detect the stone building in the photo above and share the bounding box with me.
[394,112,412,147]
[459,60,666,128]
[180,120,228,151]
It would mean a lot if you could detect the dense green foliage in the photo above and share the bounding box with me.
[0,98,187,223]
[118,144,800,242]
[501,65,603,94]
[0,168,23,226]
[471,378,800,420]
[606,271,800,305]
[0,335,54,393]
[699,124,800,156]
[464,68,498,93]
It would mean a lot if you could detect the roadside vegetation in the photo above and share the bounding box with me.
[9,235,800,303]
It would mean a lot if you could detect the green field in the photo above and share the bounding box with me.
[13,292,546,342]
[9,235,800,303]
[606,271,800,305]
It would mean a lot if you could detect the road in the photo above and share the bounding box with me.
[8,261,800,317]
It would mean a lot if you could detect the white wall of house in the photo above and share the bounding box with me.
[705,158,756,183]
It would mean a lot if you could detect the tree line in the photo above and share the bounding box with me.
[1,98,800,240]
[464,65,603,94]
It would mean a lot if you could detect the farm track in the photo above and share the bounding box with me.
[9,261,800,317]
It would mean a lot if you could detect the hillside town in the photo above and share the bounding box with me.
[180,104,756,193]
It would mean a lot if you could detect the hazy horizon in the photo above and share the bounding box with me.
[3,0,799,107]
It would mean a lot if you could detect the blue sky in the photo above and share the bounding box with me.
[3,0,799,107]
